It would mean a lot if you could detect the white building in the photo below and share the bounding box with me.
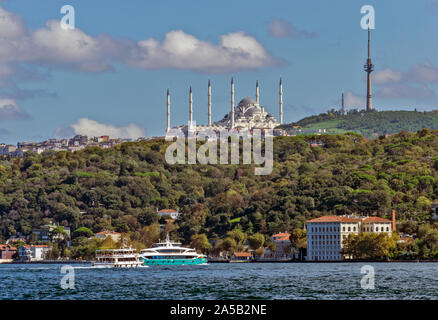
[306,215,394,261]
[157,209,181,220]
[18,245,50,261]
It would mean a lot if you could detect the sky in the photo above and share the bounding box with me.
[1,0,438,143]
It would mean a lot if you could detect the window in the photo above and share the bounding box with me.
[343,226,345,232]
[348,227,351,232]
[386,227,389,231]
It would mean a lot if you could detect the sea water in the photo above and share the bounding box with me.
[0,262,437,300]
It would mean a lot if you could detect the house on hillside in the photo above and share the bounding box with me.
[94,230,122,242]
[157,209,181,220]
[32,222,71,243]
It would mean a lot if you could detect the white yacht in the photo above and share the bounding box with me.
[94,242,143,268]
[139,234,207,265]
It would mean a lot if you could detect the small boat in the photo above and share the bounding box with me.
[139,234,207,265]
[93,241,143,268]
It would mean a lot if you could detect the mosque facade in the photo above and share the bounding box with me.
[166,78,284,135]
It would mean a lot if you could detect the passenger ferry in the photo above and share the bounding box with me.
[139,234,207,265]
[94,242,143,268]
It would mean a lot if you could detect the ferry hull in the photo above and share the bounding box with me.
[142,257,207,265]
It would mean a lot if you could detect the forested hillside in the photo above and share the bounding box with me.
[284,110,438,137]
[1,129,438,252]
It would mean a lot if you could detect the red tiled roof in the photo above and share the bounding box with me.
[95,231,121,235]
[362,217,392,223]
[0,245,16,250]
[272,233,290,241]
[158,209,178,213]
[233,252,252,257]
[307,216,361,223]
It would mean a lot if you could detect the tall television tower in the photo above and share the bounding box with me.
[364,27,374,111]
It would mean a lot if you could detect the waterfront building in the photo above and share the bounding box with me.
[0,245,17,263]
[361,216,393,234]
[230,252,253,263]
[306,214,394,261]
[18,245,50,261]
[260,233,293,261]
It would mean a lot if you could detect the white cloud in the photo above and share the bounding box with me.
[344,91,364,108]
[374,68,404,85]
[67,118,145,139]
[375,84,435,100]
[0,6,25,39]
[0,5,278,81]
[407,61,438,84]
[267,19,317,39]
[0,98,29,120]
[126,30,278,73]
[372,62,438,100]
[374,61,438,85]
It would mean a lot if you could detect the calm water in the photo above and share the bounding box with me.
[0,262,437,300]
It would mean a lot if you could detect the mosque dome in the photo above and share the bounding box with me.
[238,96,257,106]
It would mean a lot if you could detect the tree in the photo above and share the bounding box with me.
[138,208,159,226]
[341,232,396,260]
[140,223,160,247]
[290,228,307,249]
[226,229,246,247]
[290,228,307,260]
[247,233,265,250]
[222,237,237,254]
[72,227,94,239]
[190,234,212,253]
[100,236,117,249]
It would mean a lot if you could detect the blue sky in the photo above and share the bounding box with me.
[1,0,438,143]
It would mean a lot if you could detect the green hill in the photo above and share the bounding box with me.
[282,110,438,138]
[1,130,438,259]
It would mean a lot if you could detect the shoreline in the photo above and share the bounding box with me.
[5,260,91,264]
[208,259,436,263]
[1,259,437,264]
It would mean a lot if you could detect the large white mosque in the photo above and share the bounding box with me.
[165,78,284,134]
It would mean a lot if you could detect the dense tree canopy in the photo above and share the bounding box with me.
[0,129,438,257]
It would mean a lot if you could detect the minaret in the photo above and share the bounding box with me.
[189,86,193,128]
[256,80,260,105]
[364,27,374,111]
[341,91,345,114]
[279,77,283,125]
[166,88,170,133]
[231,77,235,128]
[208,80,212,127]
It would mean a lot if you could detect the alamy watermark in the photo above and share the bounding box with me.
[60,5,75,30]
[360,265,375,290]
[360,5,375,30]
[165,122,273,175]
[60,265,75,290]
